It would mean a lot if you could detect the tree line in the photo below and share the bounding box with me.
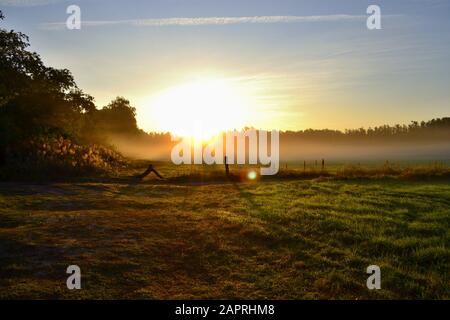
[281,118,450,144]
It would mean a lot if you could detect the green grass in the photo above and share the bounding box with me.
[0,162,449,299]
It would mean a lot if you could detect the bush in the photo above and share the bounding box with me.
[1,135,127,180]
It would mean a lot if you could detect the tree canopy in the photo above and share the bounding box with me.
[0,10,141,165]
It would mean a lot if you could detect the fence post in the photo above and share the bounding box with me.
[224,156,229,175]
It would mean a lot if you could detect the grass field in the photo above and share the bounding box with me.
[0,162,449,299]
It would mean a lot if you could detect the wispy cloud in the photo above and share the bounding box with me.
[0,0,64,6]
[40,14,368,30]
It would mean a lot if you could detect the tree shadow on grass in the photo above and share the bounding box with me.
[230,180,274,219]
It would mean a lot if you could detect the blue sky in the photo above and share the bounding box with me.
[1,0,449,132]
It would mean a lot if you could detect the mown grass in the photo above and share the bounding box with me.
[0,162,449,299]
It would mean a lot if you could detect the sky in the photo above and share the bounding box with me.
[1,0,449,134]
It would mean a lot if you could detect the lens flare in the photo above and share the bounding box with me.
[247,170,257,180]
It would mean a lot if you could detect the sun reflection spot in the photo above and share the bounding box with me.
[247,170,257,180]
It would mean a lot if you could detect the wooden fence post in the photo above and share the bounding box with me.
[224,156,229,176]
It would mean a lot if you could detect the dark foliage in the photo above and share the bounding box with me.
[0,11,141,169]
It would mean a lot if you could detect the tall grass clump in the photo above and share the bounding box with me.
[0,135,127,180]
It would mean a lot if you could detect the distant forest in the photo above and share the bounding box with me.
[1,10,449,167]
[281,118,450,143]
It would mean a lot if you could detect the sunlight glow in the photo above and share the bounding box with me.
[148,77,255,141]
[247,170,258,180]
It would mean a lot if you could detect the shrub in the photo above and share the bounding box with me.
[1,135,127,180]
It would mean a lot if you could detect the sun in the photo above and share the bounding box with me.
[148,77,254,141]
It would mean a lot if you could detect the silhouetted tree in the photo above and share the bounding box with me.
[94,97,138,135]
[0,11,98,165]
